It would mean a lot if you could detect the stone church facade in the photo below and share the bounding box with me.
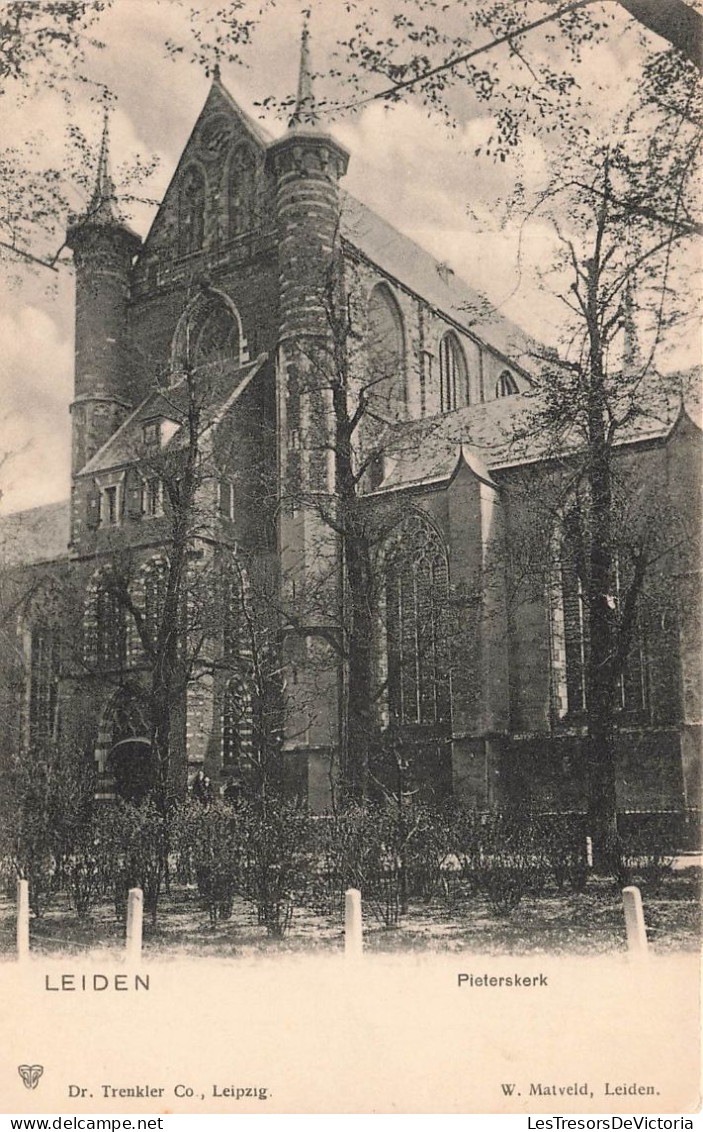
[0,42,700,814]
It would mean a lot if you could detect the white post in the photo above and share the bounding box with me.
[16,878,29,962]
[126,887,143,964]
[585,836,593,868]
[344,888,363,960]
[622,885,648,958]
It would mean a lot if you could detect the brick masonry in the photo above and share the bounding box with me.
[1,74,700,814]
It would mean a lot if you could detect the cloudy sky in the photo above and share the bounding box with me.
[0,0,697,513]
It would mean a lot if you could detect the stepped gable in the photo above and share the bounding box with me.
[78,354,267,476]
[0,501,70,566]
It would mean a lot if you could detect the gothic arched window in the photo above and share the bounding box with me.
[179,166,206,256]
[222,676,254,768]
[549,516,587,719]
[229,145,257,236]
[85,571,126,671]
[383,513,451,726]
[221,560,251,662]
[223,570,241,661]
[193,300,240,368]
[548,513,648,721]
[496,370,519,398]
[439,332,468,412]
[368,284,406,417]
[171,292,244,375]
[142,557,169,654]
[29,625,60,743]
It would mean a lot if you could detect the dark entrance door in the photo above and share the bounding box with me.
[108,738,152,803]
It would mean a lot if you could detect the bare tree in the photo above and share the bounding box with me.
[77,337,274,811]
[502,140,699,871]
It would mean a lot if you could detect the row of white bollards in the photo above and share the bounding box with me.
[15,879,145,962]
[14,878,648,961]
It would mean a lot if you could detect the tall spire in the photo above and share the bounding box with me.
[88,109,117,224]
[288,10,317,130]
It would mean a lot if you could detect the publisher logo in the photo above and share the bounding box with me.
[18,1065,44,1090]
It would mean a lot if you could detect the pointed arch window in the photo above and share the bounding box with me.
[171,292,244,374]
[229,145,257,236]
[549,512,648,721]
[179,166,206,256]
[496,370,519,398]
[222,561,249,661]
[383,513,451,726]
[193,300,240,367]
[367,284,406,417]
[613,554,648,714]
[439,332,468,412]
[85,570,126,671]
[549,517,588,719]
[222,676,254,768]
[142,557,169,654]
[29,625,60,743]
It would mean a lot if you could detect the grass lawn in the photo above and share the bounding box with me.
[0,868,699,960]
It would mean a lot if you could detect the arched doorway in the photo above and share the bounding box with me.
[108,737,152,803]
[100,690,153,803]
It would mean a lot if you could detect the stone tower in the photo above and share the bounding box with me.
[267,20,350,804]
[66,115,142,477]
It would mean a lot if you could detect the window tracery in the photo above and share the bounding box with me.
[179,166,206,256]
[85,569,127,671]
[439,332,468,412]
[367,284,406,417]
[549,513,648,721]
[496,370,519,397]
[229,145,257,236]
[193,301,240,367]
[29,625,60,743]
[382,513,451,726]
[222,676,254,768]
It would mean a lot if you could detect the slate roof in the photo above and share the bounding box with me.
[339,194,538,371]
[375,372,702,494]
[0,501,70,566]
[79,355,267,476]
[2,383,698,568]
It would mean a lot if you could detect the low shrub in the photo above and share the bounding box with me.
[405,804,458,903]
[237,800,312,938]
[105,801,168,925]
[531,813,589,894]
[63,816,115,918]
[471,812,549,916]
[309,803,413,929]
[173,801,240,926]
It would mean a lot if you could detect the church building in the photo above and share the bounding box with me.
[0,31,700,815]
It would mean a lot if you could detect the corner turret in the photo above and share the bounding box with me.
[266,20,350,808]
[67,114,142,475]
[266,14,349,346]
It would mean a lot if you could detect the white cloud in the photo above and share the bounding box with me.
[0,306,72,513]
[0,0,697,514]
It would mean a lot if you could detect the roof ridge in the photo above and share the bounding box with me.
[339,192,538,369]
[215,76,275,145]
[0,498,69,521]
